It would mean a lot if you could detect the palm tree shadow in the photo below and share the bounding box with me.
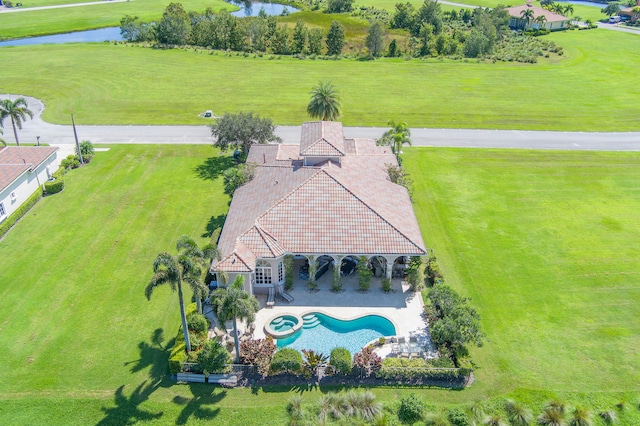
[202,214,227,239]
[194,156,235,181]
[124,328,175,384]
[173,385,226,425]
[96,381,164,425]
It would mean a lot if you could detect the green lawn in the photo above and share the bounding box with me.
[1,145,640,424]
[404,148,640,397]
[0,0,234,40]
[1,29,639,130]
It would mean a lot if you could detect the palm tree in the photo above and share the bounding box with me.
[378,120,411,161]
[552,3,565,15]
[175,235,220,313]
[538,406,565,426]
[505,399,533,426]
[0,128,5,147]
[520,8,535,27]
[211,275,260,363]
[563,4,574,16]
[307,81,342,121]
[0,97,34,146]
[535,15,547,27]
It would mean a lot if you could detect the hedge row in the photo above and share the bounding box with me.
[376,366,470,382]
[44,179,64,194]
[0,187,43,239]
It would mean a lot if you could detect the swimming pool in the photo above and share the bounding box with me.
[275,312,396,355]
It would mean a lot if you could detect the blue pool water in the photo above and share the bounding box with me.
[276,312,395,355]
[270,315,299,332]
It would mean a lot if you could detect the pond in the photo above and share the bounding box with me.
[0,2,298,47]
[0,27,123,47]
[228,0,298,17]
[554,0,606,7]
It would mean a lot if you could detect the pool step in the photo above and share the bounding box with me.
[302,314,317,321]
[271,317,284,325]
[303,319,321,329]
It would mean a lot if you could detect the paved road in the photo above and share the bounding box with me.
[3,94,640,151]
[0,0,127,14]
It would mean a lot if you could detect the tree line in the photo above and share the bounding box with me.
[121,1,552,60]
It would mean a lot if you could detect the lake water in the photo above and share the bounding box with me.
[0,27,123,47]
[228,0,299,17]
[0,2,298,47]
[554,0,606,7]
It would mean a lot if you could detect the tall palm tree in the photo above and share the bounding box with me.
[0,97,34,146]
[175,235,220,313]
[535,15,547,27]
[552,3,565,15]
[211,275,260,363]
[146,236,216,352]
[307,81,342,121]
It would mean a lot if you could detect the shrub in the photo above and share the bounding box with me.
[187,312,209,334]
[448,407,471,426]
[240,337,277,377]
[283,255,294,291]
[357,256,371,291]
[197,339,232,375]
[329,347,352,375]
[505,400,533,426]
[44,178,64,194]
[376,357,470,382]
[60,154,81,170]
[398,393,425,424]
[0,187,42,238]
[78,140,95,157]
[598,410,617,424]
[382,277,392,292]
[353,345,381,377]
[270,348,303,374]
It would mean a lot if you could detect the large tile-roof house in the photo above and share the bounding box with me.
[211,121,426,296]
[0,146,58,224]
[507,4,569,31]
[620,0,640,23]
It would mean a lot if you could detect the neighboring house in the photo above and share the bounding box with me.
[620,0,640,23]
[507,4,570,31]
[0,146,58,223]
[211,121,427,296]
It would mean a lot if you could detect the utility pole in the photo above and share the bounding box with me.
[71,114,83,164]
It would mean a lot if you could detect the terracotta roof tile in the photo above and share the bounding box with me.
[506,5,567,22]
[299,122,345,156]
[0,146,58,191]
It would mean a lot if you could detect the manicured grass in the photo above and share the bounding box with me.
[404,148,640,396]
[0,0,234,40]
[1,145,640,424]
[1,28,639,130]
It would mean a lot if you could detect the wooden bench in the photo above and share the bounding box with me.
[208,374,238,387]
[176,373,206,383]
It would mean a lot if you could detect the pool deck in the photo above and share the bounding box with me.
[251,272,436,356]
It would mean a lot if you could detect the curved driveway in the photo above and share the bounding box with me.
[3,94,640,151]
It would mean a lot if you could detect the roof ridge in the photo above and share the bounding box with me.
[321,169,426,254]
[238,225,277,258]
[300,137,344,156]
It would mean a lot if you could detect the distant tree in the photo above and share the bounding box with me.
[365,21,386,57]
[0,97,33,146]
[307,81,342,121]
[326,0,354,13]
[223,162,256,196]
[120,15,153,42]
[391,2,416,30]
[416,0,443,35]
[270,25,290,54]
[325,20,345,55]
[387,38,399,57]
[602,2,622,16]
[307,28,324,54]
[210,112,280,160]
[211,275,260,363]
[291,19,307,53]
[155,2,191,45]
